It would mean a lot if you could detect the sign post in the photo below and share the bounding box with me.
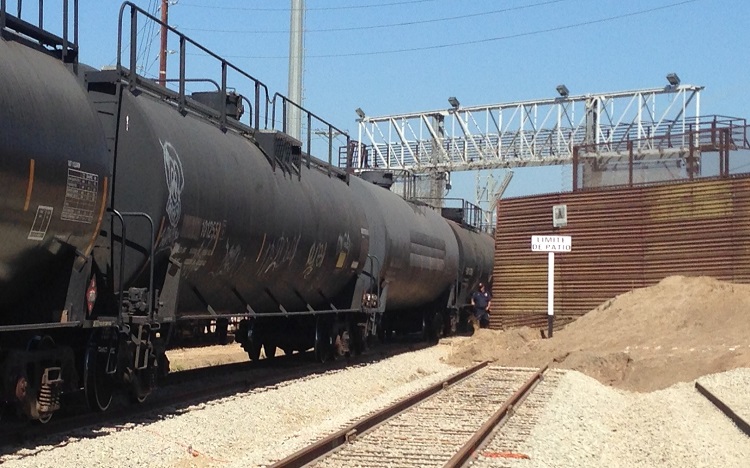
[531,235,572,338]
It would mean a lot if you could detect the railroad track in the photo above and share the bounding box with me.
[271,362,559,467]
[695,381,750,437]
[467,367,564,466]
[0,340,429,452]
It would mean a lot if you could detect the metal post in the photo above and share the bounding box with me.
[158,0,168,86]
[547,251,555,338]
[129,6,137,89]
[628,141,634,186]
[178,35,185,111]
[287,0,304,140]
[572,146,578,191]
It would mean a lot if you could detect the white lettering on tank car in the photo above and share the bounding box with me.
[61,167,99,223]
[161,140,184,228]
[181,218,226,276]
[28,205,54,241]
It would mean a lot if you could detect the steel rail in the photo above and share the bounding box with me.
[444,363,550,468]
[269,360,490,468]
[0,341,428,447]
[695,381,750,437]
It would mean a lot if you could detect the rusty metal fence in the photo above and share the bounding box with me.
[491,166,750,330]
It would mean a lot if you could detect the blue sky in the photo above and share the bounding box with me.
[31,0,750,202]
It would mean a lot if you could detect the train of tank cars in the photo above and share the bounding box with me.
[0,2,493,423]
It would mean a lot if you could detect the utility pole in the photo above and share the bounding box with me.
[158,0,168,86]
[288,0,305,140]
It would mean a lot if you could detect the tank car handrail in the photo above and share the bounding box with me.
[270,92,350,174]
[161,77,221,92]
[117,1,271,131]
[1,0,78,61]
[116,2,350,176]
[108,209,156,322]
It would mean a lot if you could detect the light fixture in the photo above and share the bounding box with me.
[556,84,569,97]
[355,108,365,119]
[666,73,680,86]
[448,96,460,109]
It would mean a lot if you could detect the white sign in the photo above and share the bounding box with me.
[553,204,567,228]
[531,235,572,252]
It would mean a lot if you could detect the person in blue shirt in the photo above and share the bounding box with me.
[471,282,491,329]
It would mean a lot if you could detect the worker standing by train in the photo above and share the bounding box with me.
[471,283,492,329]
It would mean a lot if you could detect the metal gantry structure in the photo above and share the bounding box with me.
[354,82,703,173]
[353,80,704,225]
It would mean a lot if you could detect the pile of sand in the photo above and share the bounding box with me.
[444,275,750,392]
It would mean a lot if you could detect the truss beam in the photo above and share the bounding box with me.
[355,85,704,173]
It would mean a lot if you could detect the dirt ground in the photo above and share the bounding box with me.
[167,275,750,393]
[445,275,750,392]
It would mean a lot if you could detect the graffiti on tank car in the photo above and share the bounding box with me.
[157,224,180,250]
[214,241,244,277]
[303,241,327,279]
[161,140,184,228]
[255,233,301,276]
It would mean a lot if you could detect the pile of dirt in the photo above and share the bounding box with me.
[444,275,750,392]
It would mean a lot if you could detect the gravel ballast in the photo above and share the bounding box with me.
[1,340,749,467]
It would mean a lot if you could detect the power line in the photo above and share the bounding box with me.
[180,0,566,35]
[216,0,698,59]
[177,0,436,11]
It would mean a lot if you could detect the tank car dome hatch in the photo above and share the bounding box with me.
[254,130,303,167]
[190,90,244,120]
[359,170,395,189]
[441,207,465,224]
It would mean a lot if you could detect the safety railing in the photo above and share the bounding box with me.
[0,0,78,62]
[116,2,348,172]
[573,121,750,190]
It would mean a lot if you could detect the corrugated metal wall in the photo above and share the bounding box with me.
[492,175,750,327]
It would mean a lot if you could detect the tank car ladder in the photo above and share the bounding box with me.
[361,254,386,340]
[108,209,162,373]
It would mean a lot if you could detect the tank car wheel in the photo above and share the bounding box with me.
[422,311,442,344]
[314,317,334,363]
[377,313,394,343]
[241,322,263,361]
[245,340,262,361]
[216,318,229,345]
[83,330,118,412]
[351,322,366,356]
[263,343,277,359]
[130,391,148,404]
[129,369,153,404]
